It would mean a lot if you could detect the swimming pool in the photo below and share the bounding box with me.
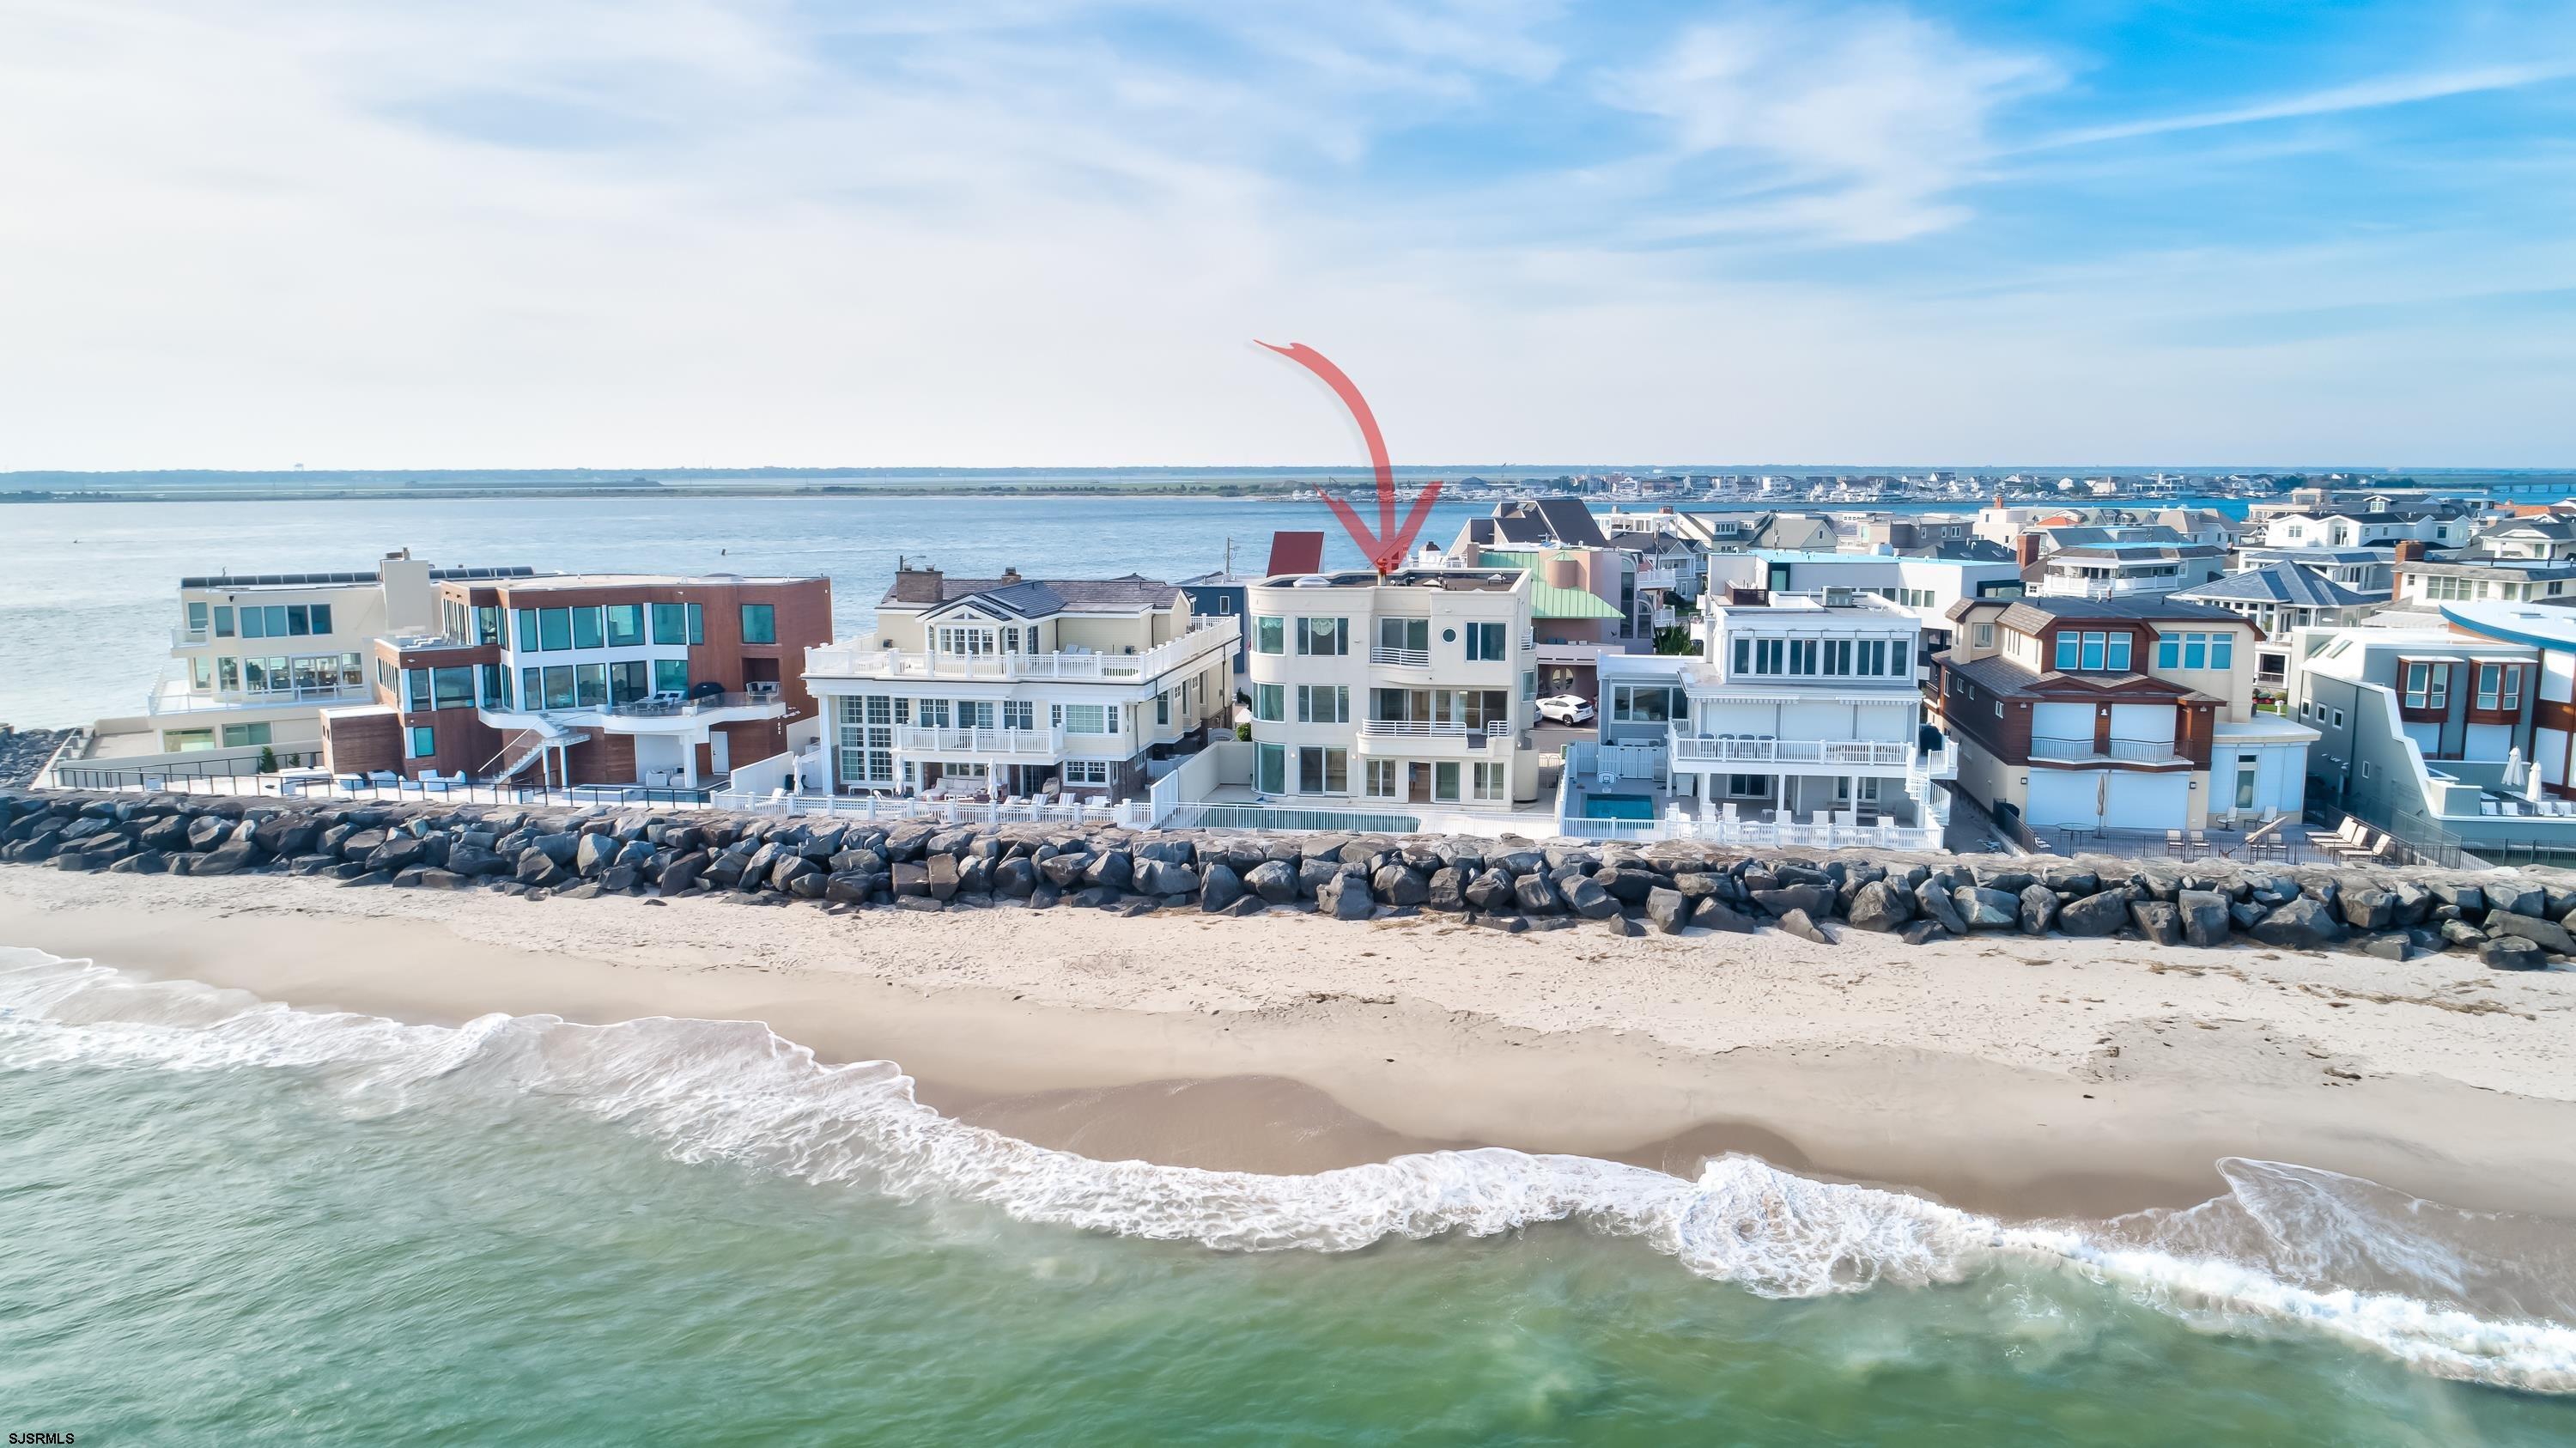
[1583,793,1656,821]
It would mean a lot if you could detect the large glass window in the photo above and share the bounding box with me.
[1253,684,1285,722]
[1297,745,1348,794]
[286,605,310,636]
[476,605,501,645]
[1472,762,1508,801]
[1253,617,1284,654]
[241,607,267,640]
[264,605,290,636]
[217,657,239,690]
[570,607,604,650]
[1295,617,1349,656]
[407,726,434,759]
[651,603,688,644]
[539,608,572,651]
[515,609,540,652]
[481,664,511,710]
[610,660,649,703]
[741,604,776,645]
[405,668,430,710]
[1060,703,1110,734]
[1612,684,1680,722]
[2106,634,2132,672]
[653,658,690,695]
[212,605,234,638]
[186,601,208,636]
[544,666,576,710]
[1432,761,1460,802]
[605,604,644,648]
[221,721,271,747]
[1465,623,1507,661]
[431,666,476,709]
[1255,743,1285,794]
[574,664,608,707]
[1377,618,1428,654]
[523,667,543,710]
[1297,684,1349,723]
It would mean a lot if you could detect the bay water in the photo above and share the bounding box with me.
[5,947,2574,1444]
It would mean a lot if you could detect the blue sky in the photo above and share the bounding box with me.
[3,0,2573,468]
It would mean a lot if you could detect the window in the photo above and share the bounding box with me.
[606,604,644,648]
[286,605,310,636]
[1255,742,1285,794]
[213,605,234,638]
[217,657,240,690]
[1466,622,1507,661]
[1726,774,1767,797]
[609,660,649,703]
[2055,633,2079,670]
[727,601,775,645]
[1253,684,1285,722]
[481,664,512,710]
[1522,670,1536,701]
[1157,691,1170,727]
[190,655,212,689]
[407,726,434,759]
[1060,703,1111,734]
[1060,759,1111,787]
[1364,759,1401,798]
[432,666,476,709]
[1004,700,1035,731]
[651,603,688,646]
[242,606,267,640]
[2212,634,2233,670]
[475,605,501,645]
[1254,617,1284,654]
[1297,684,1349,723]
[405,669,430,710]
[1296,617,1349,656]
[1611,684,1680,723]
[2106,635,2132,672]
[538,608,572,651]
[1297,745,1348,794]
[264,605,290,637]
[570,607,604,650]
[919,698,951,728]
[2236,764,2258,811]
[1432,761,1460,802]
[221,722,271,748]
[1472,762,1508,802]
[544,666,576,710]
[162,728,216,752]
[1377,618,1429,654]
[186,601,208,636]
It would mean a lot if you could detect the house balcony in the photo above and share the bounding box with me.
[148,680,371,715]
[481,691,786,735]
[1534,640,1623,669]
[1369,644,1431,671]
[1353,719,1516,757]
[805,622,1236,684]
[893,724,1065,757]
[1666,730,1917,771]
[2030,734,2184,765]
[1650,606,1677,630]
[1636,566,1681,591]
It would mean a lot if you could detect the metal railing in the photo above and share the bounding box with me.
[1667,732,1912,767]
[149,683,372,714]
[2029,735,2181,764]
[806,623,1237,683]
[1369,645,1431,668]
[40,764,711,808]
[592,690,780,718]
[1358,719,1514,738]
[893,724,1063,755]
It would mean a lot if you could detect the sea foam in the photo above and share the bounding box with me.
[7,946,2574,1393]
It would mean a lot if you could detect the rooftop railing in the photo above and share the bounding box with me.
[1667,731,1914,767]
[805,622,1237,683]
[2030,734,2180,764]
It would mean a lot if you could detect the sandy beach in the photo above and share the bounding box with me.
[7,865,2576,1220]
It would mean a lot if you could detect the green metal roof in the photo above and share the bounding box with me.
[1479,549,1624,619]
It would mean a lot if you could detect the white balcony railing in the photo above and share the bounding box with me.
[1369,645,1431,668]
[1666,731,1913,767]
[894,725,1065,756]
[1358,719,1514,739]
[2030,735,2181,764]
[171,628,207,648]
[1636,566,1680,591]
[149,683,372,715]
[805,622,1237,684]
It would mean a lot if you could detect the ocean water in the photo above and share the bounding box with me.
[0,492,2251,730]
[7,947,2575,1445]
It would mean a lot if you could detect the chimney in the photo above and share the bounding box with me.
[2393,540,2426,563]
[1546,555,1584,590]
[2015,532,2042,570]
[891,564,945,604]
[1000,567,1022,584]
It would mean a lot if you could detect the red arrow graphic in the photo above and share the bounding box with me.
[1259,341,1443,575]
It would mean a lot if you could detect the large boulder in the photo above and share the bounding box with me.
[2485,911,2576,957]
[1847,879,1913,934]
[1083,850,1133,892]
[2339,886,2396,932]
[659,851,708,893]
[1692,898,1759,934]
[2177,890,2232,950]
[1513,873,1565,916]
[1133,858,1200,898]
[2057,889,2133,938]
[1425,867,1467,913]
[2247,897,2347,950]
[1562,876,1621,920]
[574,832,619,876]
[1912,879,1967,934]
[2482,937,2549,971]
[1644,887,1692,934]
[1777,908,1834,945]
[191,840,265,876]
[1955,887,2019,931]
[1370,865,1430,908]
[1463,868,1516,912]
[993,857,1038,899]
[1199,862,1244,913]
[1315,870,1374,920]
[1245,860,1301,904]
[1751,884,1832,919]
[2129,899,2184,946]
[2017,884,2058,935]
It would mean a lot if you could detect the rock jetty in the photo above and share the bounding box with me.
[2,789,2566,970]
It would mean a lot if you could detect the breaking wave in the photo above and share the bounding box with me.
[6,945,2574,1393]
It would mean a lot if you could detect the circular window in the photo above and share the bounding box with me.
[1442,628,1457,642]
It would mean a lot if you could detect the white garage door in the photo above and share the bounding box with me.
[2025,769,2103,828]
[2105,771,2190,830]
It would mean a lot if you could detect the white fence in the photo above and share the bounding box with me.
[707,788,1148,830]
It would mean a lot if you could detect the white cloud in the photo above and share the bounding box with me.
[2031,59,2576,150]
[1606,4,2058,241]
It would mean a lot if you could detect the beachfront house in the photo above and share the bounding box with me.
[322,570,831,790]
[1582,588,1953,845]
[803,565,1236,803]
[2171,563,2390,698]
[1702,551,2026,674]
[1241,565,1539,807]
[1933,597,2315,837]
[58,551,539,783]
[2027,541,2228,600]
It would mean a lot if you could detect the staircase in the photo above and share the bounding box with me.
[486,724,590,782]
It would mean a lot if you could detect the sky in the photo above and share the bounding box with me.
[3,0,2573,472]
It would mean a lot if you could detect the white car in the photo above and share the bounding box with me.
[1536,694,1596,725]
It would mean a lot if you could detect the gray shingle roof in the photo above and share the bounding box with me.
[2172,563,2383,609]
[896,573,1181,615]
